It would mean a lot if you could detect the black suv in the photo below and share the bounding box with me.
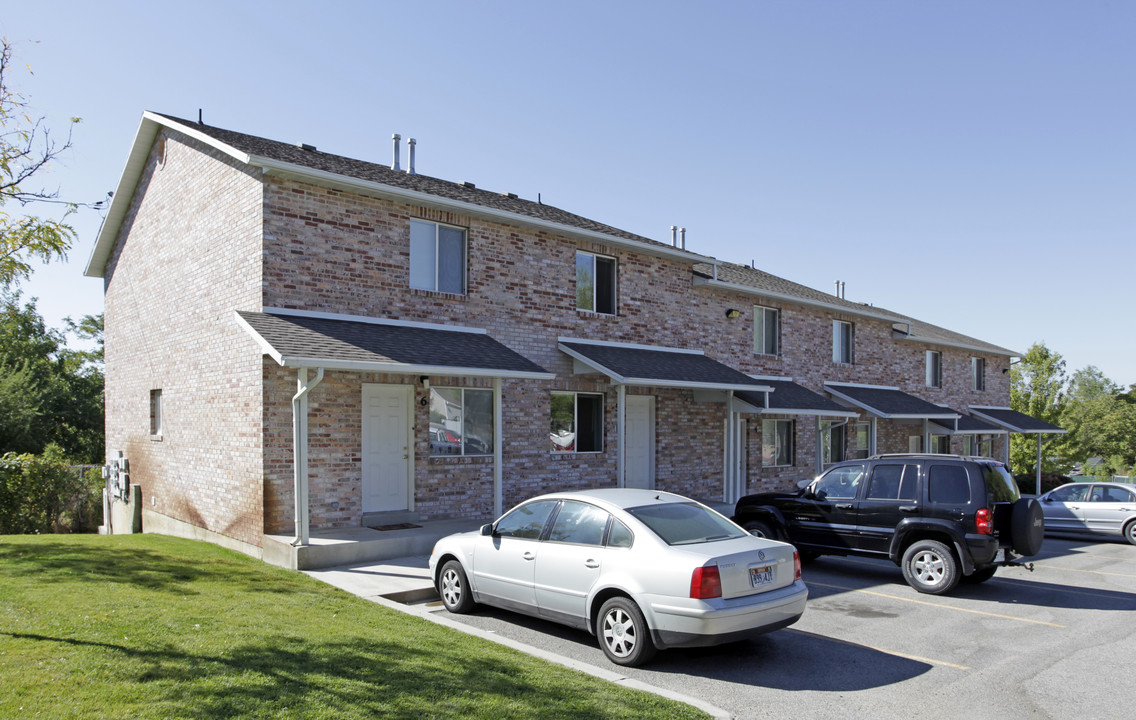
[732,454,1044,595]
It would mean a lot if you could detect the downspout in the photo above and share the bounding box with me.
[493,378,503,517]
[291,367,325,547]
[725,390,735,503]
[617,384,626,487]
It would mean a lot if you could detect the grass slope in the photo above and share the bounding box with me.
[0,534,706,720]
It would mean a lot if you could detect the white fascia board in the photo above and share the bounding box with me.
[263,307,488,335]
[825,381,901,392]
[694,275,906,324]
[234,311,284,364]
[279,357,554,380]
[85,113,254,278]
[558,336,704,355]
[892,331,1019,358]
[824,385,959,421]
[252,156,715,265]
[765,407,861,419]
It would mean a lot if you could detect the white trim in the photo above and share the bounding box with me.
[559,342,774,392]
[263,306,488,334]
[693,275,906,323]
[234,311,284,363]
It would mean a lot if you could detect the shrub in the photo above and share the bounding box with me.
[0,446,103,534]
[1014,472,1069,495]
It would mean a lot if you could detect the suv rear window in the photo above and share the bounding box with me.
[928,465,971,504]
[983,463,1021,503]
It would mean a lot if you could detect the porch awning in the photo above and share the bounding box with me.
[236,309,554,379]
[825,383,960,422]
[558,338,773,392]
[930,408,1007,435]
[735,379,859,418]
[968,407,1065,435]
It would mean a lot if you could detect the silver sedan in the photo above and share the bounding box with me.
[1039,482,1136,545]
[428,488,808,666]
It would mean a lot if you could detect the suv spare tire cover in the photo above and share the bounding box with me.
[1010,498,1044,556]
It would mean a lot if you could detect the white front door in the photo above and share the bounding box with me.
[625,395,655,489]
[362,384,411,513]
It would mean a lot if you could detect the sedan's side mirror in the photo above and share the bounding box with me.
[480,523,494,536]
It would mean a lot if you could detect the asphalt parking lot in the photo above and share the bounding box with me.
[427,536,1136,720]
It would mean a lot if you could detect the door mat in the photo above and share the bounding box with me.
[369,523,423,531]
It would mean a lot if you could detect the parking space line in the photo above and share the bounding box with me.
[787,629,971,670]
[807,581,1067,628]
[1033,562,1136,580]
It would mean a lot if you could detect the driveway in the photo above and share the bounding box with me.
[429,536,1136,720]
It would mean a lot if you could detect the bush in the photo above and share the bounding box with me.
[1014,472,1069,495]
[0,447,104,534]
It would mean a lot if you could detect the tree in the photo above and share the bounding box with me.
[0,38,79,287]
[1062,366,1136,476]
[0,291,103,463]
[1010,343,1068,476]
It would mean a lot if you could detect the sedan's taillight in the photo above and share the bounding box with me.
[793,551,802,581]
[690,565,722,599]
[976,507,993,535]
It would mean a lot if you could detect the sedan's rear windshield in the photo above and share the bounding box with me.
[626,502,747,546]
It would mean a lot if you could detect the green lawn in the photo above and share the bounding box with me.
[0,534,707,720]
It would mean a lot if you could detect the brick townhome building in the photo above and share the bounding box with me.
[85,112,1059,567]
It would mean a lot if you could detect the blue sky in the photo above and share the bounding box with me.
[5,1,1134,387]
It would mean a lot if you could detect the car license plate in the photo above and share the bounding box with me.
[750,565,774,588]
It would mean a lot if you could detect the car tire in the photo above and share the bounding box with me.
[597,596,656,667]
[961,566,997,584]
[742,519,776,539]
[1010,498,1045,556]
[1124,519,1136,547]
[901,540,961,595]
[438,559,476,614]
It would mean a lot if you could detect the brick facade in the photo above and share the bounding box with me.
[97,116,1017,549]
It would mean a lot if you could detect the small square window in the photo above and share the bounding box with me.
[428,387,493,457]
[754,306,780,356]
[410,219,466,294]
[576,251,616,315]
[761,419,794,467]
[551,392,604,453]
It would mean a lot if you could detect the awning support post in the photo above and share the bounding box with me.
[617,384,626,488]
[494,377,503,518]
[292,367,324,547]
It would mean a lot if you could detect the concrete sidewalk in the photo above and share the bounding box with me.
[303,556,733,720]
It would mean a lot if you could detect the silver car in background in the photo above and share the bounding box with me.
[1039,482,1136,545]
[429,488,808,666]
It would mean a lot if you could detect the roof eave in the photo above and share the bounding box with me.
[892,330,1019,358]
[693,275,906,323]
[277,356,554,380]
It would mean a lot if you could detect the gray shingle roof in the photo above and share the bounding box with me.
[825,383,960,420]
[930,409,1006,434]
[558,341,771,391]
[737,379,858,416]
[156,113,668,249]
[968,407,1065,434]
[237,311,551,378]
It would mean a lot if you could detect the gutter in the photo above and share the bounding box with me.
[693,274,906,324]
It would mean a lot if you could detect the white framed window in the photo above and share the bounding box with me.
[550,392,604,453]
[410,219,466,294]
[753,306,780,356]
[851,421,871,459]
[575,251,616,315]
[149,389,163,438]
[926,350,942,388]
[821,421,846,465]
[972,357,986,391]
[761,419,794,467]
[963,434,993,457]
[832,321,854,364]
[930,434,951,454]
[428,387,493,457]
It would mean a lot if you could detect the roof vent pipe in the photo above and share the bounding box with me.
[407,138,416,174]
[841,281,846,299]
[670,225,677,246]
[679,227,686,250]
[835,281,840,297]
[391,134,401,171]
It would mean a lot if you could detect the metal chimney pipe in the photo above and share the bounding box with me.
[391,134,401,171]
[841,281,846,299]
[407,138,416,174]
[679,227,686,249]
[835,281,840,297]
[670,225,677,246]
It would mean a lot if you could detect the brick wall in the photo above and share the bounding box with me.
[103,129,266,546]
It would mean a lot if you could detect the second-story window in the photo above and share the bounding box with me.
[410,219,466,294]
[753,306,780,356]
[576,251,616,315]
[832,320,854,364]
[972,357,986,391]
[926,350,942,388]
